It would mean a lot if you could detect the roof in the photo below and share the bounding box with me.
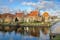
[16,12,24,17]
[43,12,49,17]
[27,10,39,17]
[1,13,15,18]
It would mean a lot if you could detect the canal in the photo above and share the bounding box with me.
[0,22,60,40]
[51,22,60,40]
[0,25,50,40]
[0,27,40,40]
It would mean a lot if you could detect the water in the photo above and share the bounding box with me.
[51,22,60,34]
[0,31,39,40]
[1,21,60,40]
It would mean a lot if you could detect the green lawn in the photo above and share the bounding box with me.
[20,22,51,26]
[53,34,60,40]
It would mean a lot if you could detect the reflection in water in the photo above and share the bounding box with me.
[0,31,39,40]
[0,26,40,40]
[51,22,60,34]
[0,25,50,40]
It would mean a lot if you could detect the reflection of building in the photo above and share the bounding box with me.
[51,22,60,34]
[42,12,49,22]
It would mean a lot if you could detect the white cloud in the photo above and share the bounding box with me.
[0,6,9,13]
[21,1,54,10]
[54,10,60,16]
[22,2,36,6]
[0,6,14,13]
[9,0,13,3]
[21,0,57,16]
[26,8,33,13]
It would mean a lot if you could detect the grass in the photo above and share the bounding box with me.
[53,34,60,40]
[0,22,51,27]
[19,22,51,27]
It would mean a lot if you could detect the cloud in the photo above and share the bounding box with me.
[22,2,36,6]
[44,9,60,16]
[21,0,56,15]
[54,10,60,16]
[26,8,33,13]
[9,0,13,3]
[21,0,54,10]
[0,6,13,13]
[0,5,19,14]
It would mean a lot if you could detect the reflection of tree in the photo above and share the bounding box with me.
[15,17,18,22]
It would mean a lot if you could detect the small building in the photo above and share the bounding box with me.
[2,13,15,23]
[24,10,42,22]
[24,16,35,22]
[42,12,50,22]
[15,12,24,22]
[0,14,3,23]
[4,16,12,23]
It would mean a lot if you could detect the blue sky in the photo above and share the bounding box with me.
[0,0,60,16]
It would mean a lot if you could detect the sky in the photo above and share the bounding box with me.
[0,0,60,16]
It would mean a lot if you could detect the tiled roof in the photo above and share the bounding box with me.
[43,12,49,17]
[16,12,24,17]
[0,14,2,18]
[1,13,15,18]
[27,10,39,16]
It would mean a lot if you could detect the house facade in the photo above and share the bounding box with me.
[24,10,42,22]
[42,12,50,22]
[15,12,24,22]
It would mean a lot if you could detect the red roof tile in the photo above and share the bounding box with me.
[27,10,38,16]
[1,13,15,18]
[16,12,24,17]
